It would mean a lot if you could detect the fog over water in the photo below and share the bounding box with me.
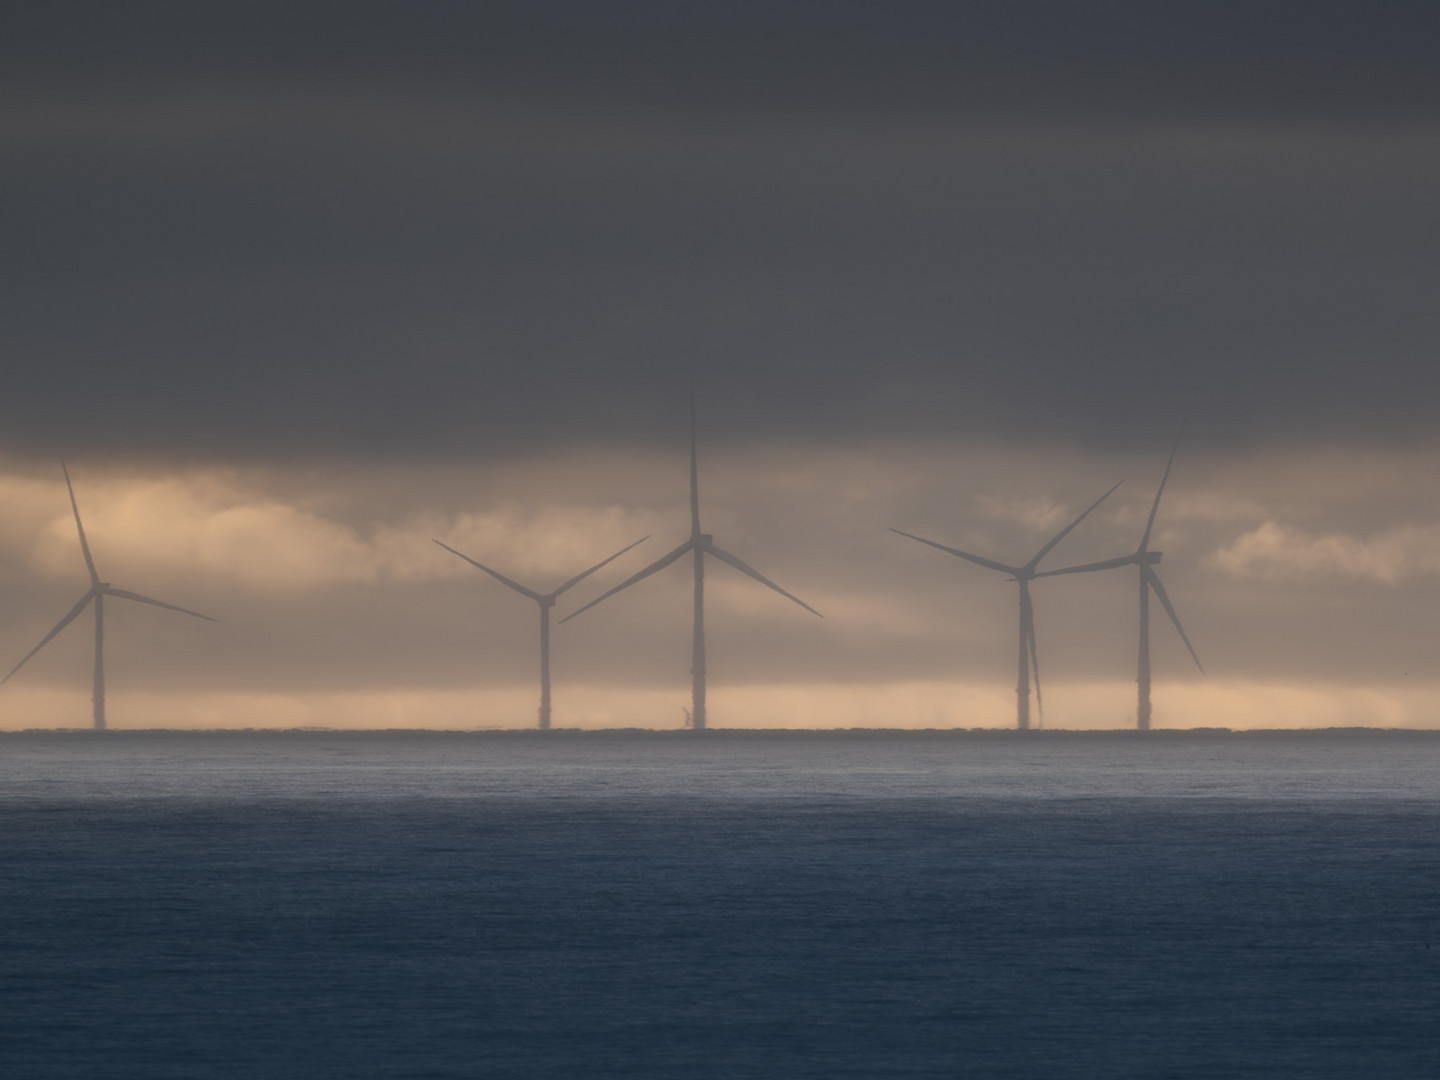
[5,729,1440,802]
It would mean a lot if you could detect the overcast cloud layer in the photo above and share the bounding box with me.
[5,2,1440,459]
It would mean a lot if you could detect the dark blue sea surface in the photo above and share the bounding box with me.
[1,730,1437,1078]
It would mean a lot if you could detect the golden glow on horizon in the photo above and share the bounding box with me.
[2,680,1435,732]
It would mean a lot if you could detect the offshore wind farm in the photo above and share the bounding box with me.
[0,420,1431,733]
[2,429,1226,733]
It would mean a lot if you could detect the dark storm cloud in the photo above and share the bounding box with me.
[9,2,1440,125]
[4,2,1440,460]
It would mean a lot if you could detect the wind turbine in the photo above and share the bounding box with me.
[561,398,821,730]
[433,535,650,729]
[891,482,1121,730]
[1036,436,1203,730]
[4,462,218,730]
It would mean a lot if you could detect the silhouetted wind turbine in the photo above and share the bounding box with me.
[561,397,821,730]
[891,483,1121,730]
[433,535,649,729]
[4,463,218,730]
[1036,436,1203,730]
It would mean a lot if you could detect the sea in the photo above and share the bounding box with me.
[1,729,1436,1079]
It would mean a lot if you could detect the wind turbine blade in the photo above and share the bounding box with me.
[689,382,701,539]
[1141,565,1204,675]
[889,529,1020,575]
[1026,481,1123,570]
[560,540,695,623]
[549,536,651,599]
[3,592,95,683]
[703,541,823,617]
[104,587,219,622]
[1139,429,1183,552]
[1022,582,1043,717]
[1034,554,1139,577]
[433,540,543,601]
[61,460,100,586]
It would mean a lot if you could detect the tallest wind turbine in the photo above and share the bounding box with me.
[891,482,1121,730]
[562,394,821,730]
[3,463,218,730]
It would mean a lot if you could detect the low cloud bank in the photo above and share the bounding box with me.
[1210,521,1440,584]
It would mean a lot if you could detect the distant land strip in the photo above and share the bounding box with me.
[4,727,1439,740]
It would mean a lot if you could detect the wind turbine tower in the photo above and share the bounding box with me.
[1037,436,1203,729]
[892,482,1121,730]
[562,396,821,730]
[4,463,218,730]
[434,535,649,729]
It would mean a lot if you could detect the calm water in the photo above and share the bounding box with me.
[1,731,1437,1078]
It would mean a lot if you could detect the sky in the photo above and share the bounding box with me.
[3,2,1440,729]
